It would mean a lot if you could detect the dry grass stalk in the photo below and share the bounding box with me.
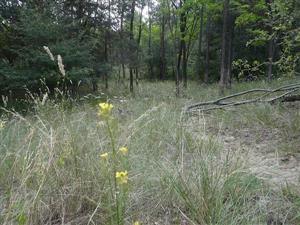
[57,55,66,77]
[43,46,55,61]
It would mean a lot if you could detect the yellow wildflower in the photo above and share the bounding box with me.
[115,171,128,184]
[98,102,113,118]
[119,146,128,155]
[133,222,140,225]
[100,152,109,160]
[0,121,5,129]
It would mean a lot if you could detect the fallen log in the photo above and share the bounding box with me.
[186,83,300,113]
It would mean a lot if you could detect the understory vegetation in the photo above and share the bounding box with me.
[0,79,299,225]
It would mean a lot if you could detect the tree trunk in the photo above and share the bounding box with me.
[197,5,204,82]
[267,39,274,81]
[226,13,234,88]
[129,0,136,93]
[177,0,187,85]
[148,0,154,80]
[104,35,108,89]
[182,38,187,88]
[159,12,166,80]
[204,13,211,84]
[104,0,111,90]
[219,0,230,95]
[92,79,98,92]
[136,4,144,85]
[166,0,180,96]
[265,0,274,82]
[120,0,126,83]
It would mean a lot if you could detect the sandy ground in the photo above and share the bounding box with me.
[187,111,300,191]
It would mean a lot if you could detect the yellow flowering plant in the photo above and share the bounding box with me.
[0,120,6,130]
[97,101,129,225]
[116,171,128,184]
[98,102,113,118]
[100,152,109,160]
[118,146,128,155]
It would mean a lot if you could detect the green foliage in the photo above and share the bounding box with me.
[0,0,299,93]
[235,12,260,27]
[0,1,98,93]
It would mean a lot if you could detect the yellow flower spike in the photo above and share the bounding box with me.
[133,221,140,225]
[119,146,128,155]
[115,171,128,184]
[100,152,109,160]
[98,102,113,118]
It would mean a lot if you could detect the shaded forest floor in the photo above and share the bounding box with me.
[0,79,300,224]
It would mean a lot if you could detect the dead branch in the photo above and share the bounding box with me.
[186,83,300,113]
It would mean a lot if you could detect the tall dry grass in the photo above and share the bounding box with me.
[0,80,299,224]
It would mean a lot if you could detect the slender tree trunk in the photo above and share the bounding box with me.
[204,13,211,84]
[166,0,180,96]
[267,39,274,81]
[92,78,98,92]
[177,42,183,83]
[136,4,144,85]
[148,0,154,80]
[181,2,188,88]
[197,5,204,82]
[104,0,111,89]
[219,0,230,95]
[118,65,121,82]
[104,36,108,89]
[177,0,187,85]
[129,0,136,93]
[226,14,234,88]
[159,12,166,80]
[120,0,126,82]
[265,0,274,82]
[265,0,275,81]
[122,64,126,79]
[182,38,187,88]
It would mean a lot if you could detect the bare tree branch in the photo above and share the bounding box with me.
[185,83,300,113]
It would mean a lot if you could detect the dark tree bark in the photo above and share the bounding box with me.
[147,0,154,80]
[167,0,180,96]
[159,9,166,80]
[204,13,211,84]
[120,0,126,81]
[177,0,187,86]
[104,0,111,90]
[219,0,230,95]
[265,0,274,82]
[226,13,234,88]
[196,5,204,82]
[182,37,187,88]
[136,4,144,85]
[104,34,109,89]
[267,38,274,81]
[129,0,136,93]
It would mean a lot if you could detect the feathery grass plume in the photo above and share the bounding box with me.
[1,95,8,107]
[57,55,66,77]
[43,46,55,61]
[41,93,48,106]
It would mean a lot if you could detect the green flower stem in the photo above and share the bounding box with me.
[105,118,120,225]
